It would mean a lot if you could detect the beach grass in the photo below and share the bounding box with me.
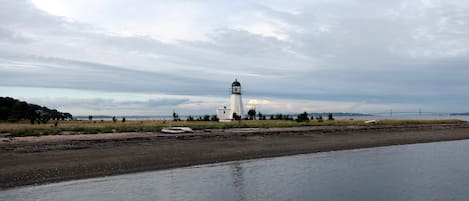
[0,119,465,137]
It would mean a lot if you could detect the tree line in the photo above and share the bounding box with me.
[172,108,335,122]
[0,97,73,123]
[247,108,334,122]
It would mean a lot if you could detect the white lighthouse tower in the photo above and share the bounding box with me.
[229,79,243,119]
[216,78,244,121]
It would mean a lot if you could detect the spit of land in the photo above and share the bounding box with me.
[1,120,469,188]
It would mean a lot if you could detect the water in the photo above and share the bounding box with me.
[2,140,469,201]
[335,113,469,121]
[75,114,469,121]
[365,114,469,121]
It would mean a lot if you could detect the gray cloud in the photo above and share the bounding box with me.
[1,0,469,113]
[25,97,190,113]
[0,50,229,95]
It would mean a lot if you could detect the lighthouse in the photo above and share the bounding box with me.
[229,79,243,119]
[216,79,244,121]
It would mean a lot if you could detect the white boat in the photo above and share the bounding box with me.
[364,120,380,124]
[161,127,193,134]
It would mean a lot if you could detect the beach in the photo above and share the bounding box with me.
[1,122,469,188]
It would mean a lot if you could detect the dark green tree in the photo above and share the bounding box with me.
[328,113,334,121]
[210,115,219,121]
[172,111,180,121]
[63,113,73,120]
[296,111,310,122]
[0,97,71,122]
[186,115,194,121]
[232,113,241,120]
[40,114,50,124]
[275,113,284,120]
[258,112,263,120]
[247,108,256,120]
[318,115,323,122]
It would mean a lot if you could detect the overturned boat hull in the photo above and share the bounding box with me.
[161,127,193,134]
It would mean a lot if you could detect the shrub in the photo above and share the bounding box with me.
[328,113,334,121]
[296,112,310,122]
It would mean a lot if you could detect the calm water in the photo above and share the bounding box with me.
[2,140,469,201]
[75,114,469,121]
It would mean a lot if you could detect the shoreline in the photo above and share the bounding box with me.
[1,123,469,189]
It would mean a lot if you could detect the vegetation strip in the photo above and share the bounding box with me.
[1,119,465,137]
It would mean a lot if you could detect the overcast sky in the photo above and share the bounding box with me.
[1,0,468,116]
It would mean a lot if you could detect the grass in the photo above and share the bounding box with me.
[0,119,465,137]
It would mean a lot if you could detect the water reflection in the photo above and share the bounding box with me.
[3,140,469,201]
[230,162,246,201]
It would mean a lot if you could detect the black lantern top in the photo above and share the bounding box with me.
[231,79,241,94]
[232,79,241,87]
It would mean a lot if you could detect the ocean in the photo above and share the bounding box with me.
[2,139,469,201]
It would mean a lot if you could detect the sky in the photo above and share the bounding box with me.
[1,0,469,116]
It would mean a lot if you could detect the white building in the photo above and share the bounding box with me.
[217,79,244,122]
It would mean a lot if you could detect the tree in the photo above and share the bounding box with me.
[0,97,72,122]
[318,115,323,122]
[258,112,263,120]
[88,115,93,121]
[172,111,180,121]
[203,114,210,121]
[210,115,219,121]
[275,113,284,120]
[232,113,241,120]
[122,117,126,122]
[63,113,73,121]
[112,116,117,123]
[296,111,310,122]
[186,115,194,121]
[41,115,50,124]
[247,108,256,120]
[328,113,334,121]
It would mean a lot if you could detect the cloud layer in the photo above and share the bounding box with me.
[1,0,469,115]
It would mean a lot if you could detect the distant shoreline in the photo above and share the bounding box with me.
[71,113,374,121]
[1,122,469,189]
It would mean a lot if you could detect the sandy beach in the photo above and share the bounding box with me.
[1,123,469,189]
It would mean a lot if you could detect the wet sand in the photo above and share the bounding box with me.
[1,123,469,188]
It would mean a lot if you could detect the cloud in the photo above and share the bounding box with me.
[243,98,420,114]
[21,97,192,116]
[1,0,469,114]
[247,99,272,105]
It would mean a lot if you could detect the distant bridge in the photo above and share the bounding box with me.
[370,111,451,116]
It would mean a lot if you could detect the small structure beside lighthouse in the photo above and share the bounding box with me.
[217,79,244,122]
